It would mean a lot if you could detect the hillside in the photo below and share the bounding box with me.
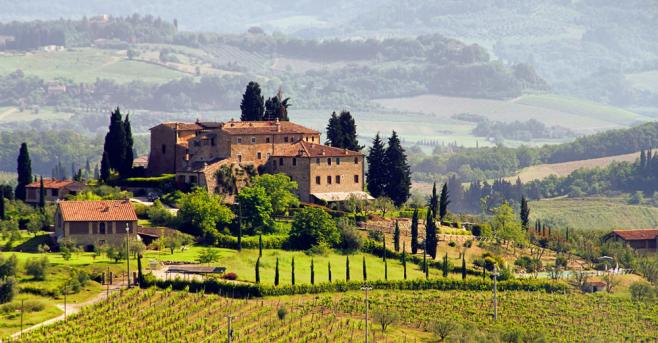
[508,151,640,183]
[530,197,658,231]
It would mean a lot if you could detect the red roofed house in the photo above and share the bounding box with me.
[55,200,138,248]
[603,229,658,251]
[148,118,369,203]
[25,179,86,205]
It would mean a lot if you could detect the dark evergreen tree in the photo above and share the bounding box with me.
[384,245,388,280]
[429,182,438,217]
[240,81,265,121]
[325,112,342,147]
[461,254,467,280]
[258,233,263,257]
[425,208,437,259]
[393,220,400,252]
[100,151,111,183]
[328,261,332,283]
[264,89,290,121]
[38,176,45,208]
[411,207,419,254]
[439,183,450,221]
[255,257,260,284]
[423,248,428,279]
[291,257,295,286]
[402,242,407,280]
[520,196,530,230]
[362,256,367,281]
[383,131,411,206]
[94,164,100,180]
[15,143,32,201]
[345,256,350,281]
[366,133,387,198]
[103,107,127,174]
[274,257,280,286]
[338,111,362,151]
[122,114,134,177]
[310,259,315,285]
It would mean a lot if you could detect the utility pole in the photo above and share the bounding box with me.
[492,266,499,321]
[126,223,131,288]
[361,285,373,343]
[227,315,234,343]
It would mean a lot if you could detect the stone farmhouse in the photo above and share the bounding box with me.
[25,179,85,205]
[55,200,138,247]
[147,119,370,203]
[603,229,658,252]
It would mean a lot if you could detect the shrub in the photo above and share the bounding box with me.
[288,207,339,250]
[25,256,49,280]
[629,282,655,302]
[0,277,16,304]
[114,174,175,189]
[214,234,287,250]
[336,218,363,253]
[133,203,150,219]
[148,200,176,227]
[277,306,288,320]
[222,272,238,280]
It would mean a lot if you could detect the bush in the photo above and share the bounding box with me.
[336,218,363,253]
[133,203,150,219]
[629,282,655,302]
[213,234,287,250]
[0,277,16,304]
[148,200,176,227]
[114,174,175,189]
[222,272,238,280]
[25,256,49,280]
[288,207,339,250]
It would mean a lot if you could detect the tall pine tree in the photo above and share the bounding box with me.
[411,207,419,254]
[439,183,450,221]
[240,81,265,121]
[425,207,437,259]
[338,111,362,151]
[0,189,5,220]
[325,112,342,147]
[264,89,290,121]
[429,182,438,217]
[103,107,127,174]
[383,131,411,206]
[100,151,111,183]
[122,114,134,177]
[15,143,32,201]
[366,133,387,198]
[38,176,45,208]
[520,196,530,230]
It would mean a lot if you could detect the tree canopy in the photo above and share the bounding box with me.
[177,188,234,241]
[240,81,265,121]
[288,207,339,250]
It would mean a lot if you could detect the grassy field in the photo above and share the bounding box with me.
[507,150,640,183]
[0,48,187,84]
[529,197,658,230]
[375,93,648,133]
[14,288,658,342]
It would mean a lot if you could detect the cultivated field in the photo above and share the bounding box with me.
[12,288,658,342]
[530,197,658,230]
[375,93,649,133]
[507,151,640,183]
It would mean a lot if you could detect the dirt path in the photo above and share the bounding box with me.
[10,284,125,339]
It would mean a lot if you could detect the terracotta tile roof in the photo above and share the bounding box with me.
[612,229,658,241]
[152,122,203,131]
[273,141,363,158]
[221,120,319,135]
[26,179,82,189]
[58,200,138,222]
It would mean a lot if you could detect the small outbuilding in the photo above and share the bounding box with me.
[603,229,658,251]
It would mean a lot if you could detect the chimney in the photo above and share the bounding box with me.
[344,148,348,155]
[276,120,281,132]
[321,149,325,156]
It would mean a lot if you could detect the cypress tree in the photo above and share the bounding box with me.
[338,110,362,151]
[328,261,332,283]
[274,257,279,286]
[384,249,388,280]
[382,233,386,262]
[0,189,5,220]
[442,252,449,278]
[346,256,350,281]
[566,227,570,241]
[411,207,419,254]
[94,164,100,180]
[100,151,111,183]
[310,259,315,285]
[122,113,134,177]
[264,89,290,121]
[38,176,45,208]
[291,257,295,286]
[137,253,144,286]
[255,257,260,284]
[423,248,428,279]
[325,112,342,147]
[85,158,91,175]
[362,256,367,281]
[15,143,32,201]
[366,133,387,198]
[258,234,263,257]
[439,183,450,221]
[103,107,127,173]
[429,182,438,217]
[425,208,437,259]
[461,254,467,280]
[402,242,407,280]
[640,149,647,170]
[383,131,411,206]
[240,81,265,121]
[520,196,530,230]
[393,220,400,252]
